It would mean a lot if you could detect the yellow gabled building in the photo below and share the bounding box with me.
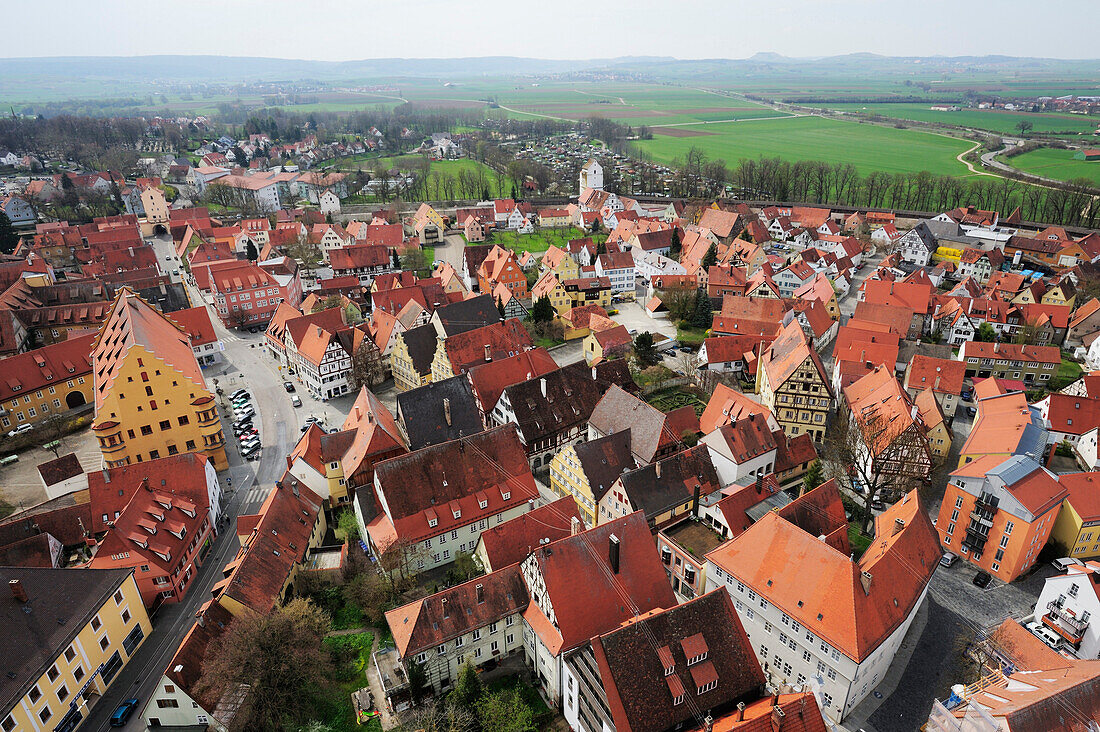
[531,272,571,314]
[1052,472,1100,559]
[91,288,226,468]
[548,431,634,527]
[0,568,151,732]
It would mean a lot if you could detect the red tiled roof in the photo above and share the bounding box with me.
[87,453,212,535]
[1059,472,1100,522]
[467,347,558,416]
[906,355,965,395]
[167,306,218,347]
[476,496,581,570]
[526,512,677,654]
[700,383,776,434]
[0,333,94,402]
[440,318,534,375]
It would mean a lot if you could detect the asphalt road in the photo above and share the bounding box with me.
[80,235,302,731]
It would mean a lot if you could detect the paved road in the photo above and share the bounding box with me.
[81,235,305,731]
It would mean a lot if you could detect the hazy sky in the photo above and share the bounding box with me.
[5,0,1099,61]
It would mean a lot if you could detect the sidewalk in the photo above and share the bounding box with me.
[839,599,930,732]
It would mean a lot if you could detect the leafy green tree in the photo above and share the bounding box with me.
[478,688,535,732]
[0,212,18,255]
[336,510,359,542]
[976,323,998,342]
[633,331,661,367]
[802,459,824,494]
[245,239,259,261]
[531,295,555,323]
[689,288,713,330]
[595,239,607,256]
[407,657,430,703]
[589,217,601,234]
[701,242,718,269]
[669,228,682,259]
[451,661,482,709]
[497,296,506,318]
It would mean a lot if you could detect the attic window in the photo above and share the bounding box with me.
[479,499,488,509]
[817,613,824,621]
[501,490,511,501]
[428,518,438,528]
[453,509,461,520]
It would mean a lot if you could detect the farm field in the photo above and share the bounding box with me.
[822,102,1100,137]
[999,147,1100,186]
[488,226,604,254]
[631,115,975,177]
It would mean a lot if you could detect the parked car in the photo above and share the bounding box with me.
[283,381,295,392]
[301,416,321,432]
[961,390,973,401]
[965,406,977,418]
[232,421,254,435]
[230,389,249,400]
[6,424,33,438]
[1026,620,1063,650]
[1052,557,1084,572]
[110,698,140,727]
[291,395,302,407]
[939,551,957,568]
[972,571,993,588]
[234,407,256,420]
[241,443,260,457]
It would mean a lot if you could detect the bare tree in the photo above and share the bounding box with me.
[37,412,69,458]
[350,339,385,388]
[823,403,932,533]
[287,230,323,280]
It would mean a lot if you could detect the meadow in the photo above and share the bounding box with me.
[631,115,975,177]
[999,147,1100,186]
[822,102,1100,137]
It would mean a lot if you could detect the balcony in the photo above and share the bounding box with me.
[962,528,988,552]
[975,492,1000,513]
[1043,600,1089,645]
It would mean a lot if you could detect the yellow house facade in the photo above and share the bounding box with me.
[1052,476,1100,559]
[531,273,571,314]
[548,444,600,527]
[1042,284,1076,309]
[91,290,226,469]
[1,568,151,732]
[932,245,964,264]
[389,331,433,392]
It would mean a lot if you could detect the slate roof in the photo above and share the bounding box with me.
[399,324,439,378]
[617,446,720,523]
[589,385,685,464]
[575,431,636,505]
[0,567,134,716]
[396,375,484,450]
[466,347,559,416]
[501,360,638,449]
[432,293,501,337]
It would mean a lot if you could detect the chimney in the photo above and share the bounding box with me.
[9,579,28,603]
[860,570,873,596]
[608,534,620,574]
[893,517,905,536]
[475,583,484,604]
[934,375,941,391]
[704,716,713,732]
[737,702,746,722]
[443,398,452,426]
[102,468,111,484]
[484,344,492,361]
[540,378,547,399]
[755,473,764,495]
[770,705,785,731]
[591,366,598,380]
[655,461,662,478]
[441,597,449,618]
[570,516,583,535]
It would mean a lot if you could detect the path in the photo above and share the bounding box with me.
[650,114,803,128]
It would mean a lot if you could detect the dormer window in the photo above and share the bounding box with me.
[501,490,511,501]
[428,518,438,528]
[453,509,461,519]
[479,499,488,509]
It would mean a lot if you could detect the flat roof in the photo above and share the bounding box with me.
[662,520,725,559]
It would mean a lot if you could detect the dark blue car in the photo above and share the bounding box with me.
[110,698,140,727]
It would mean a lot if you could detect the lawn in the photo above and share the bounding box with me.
[333,155,507,197]
[823,102,1100,137]
[632,115,974,177]
[676,326,708,347]
[849,524,873,559]
[1048,355,1085,392]
[645,386,708,416]
[489,227,604,254]
[999,147,1100,186]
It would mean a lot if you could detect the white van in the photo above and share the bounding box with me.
[1026,620,1063,650]
[1052,557,1084,572]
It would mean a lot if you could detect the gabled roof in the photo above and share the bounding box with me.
[386,564,530,658]
[338,387,406,482]
[700,383,777,434]
[589,590,765,732]
[955,661,1100,731]
[617,445,719,521]
[707,486,940,662]
[397,324,438,378]
[216,479,324,614]
[467,347,558,417]
[477,496,582,570]
[574,431,636,505]
[439,318,534,375]
[0,333,94,402]
[371,425,537,546]
[432,293,501,338]
[395,376,483,450]
[525,512,677,654]
[590,385,686,464]
[761,319,832,397]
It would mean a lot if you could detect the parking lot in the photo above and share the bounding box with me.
[0,425,101,511]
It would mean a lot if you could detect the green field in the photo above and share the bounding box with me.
[331,155,507,197]
[1000,147,1100,185]
[489,226,603,254]
[822,102,1100,137]
[632,115,974,177]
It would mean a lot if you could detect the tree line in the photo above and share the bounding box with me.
[647,146,1099,230]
